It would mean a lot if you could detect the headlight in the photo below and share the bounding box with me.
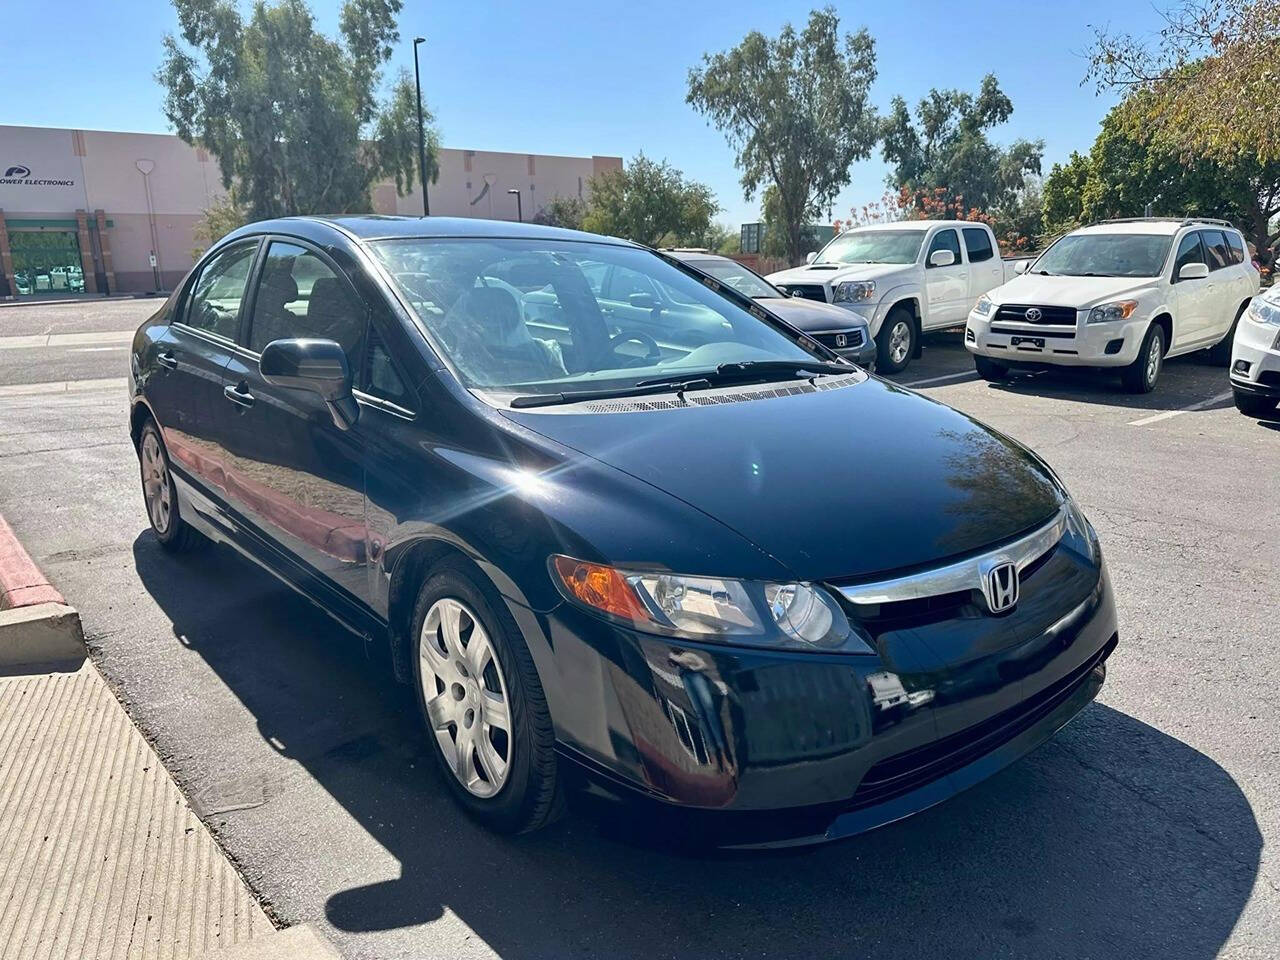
[1247,297,1280,326]
[550,556,864,651]
[1063,496,1099,563]
[973,295,994,317]
[1086,300,1139,324]
[833,280,875,303]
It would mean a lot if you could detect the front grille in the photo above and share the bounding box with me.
[846,633,1117,810]
[813,329,864,350]
[994,304,1077,326]
[1258,371,1280,387]
[781,284,828,303]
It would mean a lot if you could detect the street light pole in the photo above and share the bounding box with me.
[507,188,522,223]
[413,36,430,217]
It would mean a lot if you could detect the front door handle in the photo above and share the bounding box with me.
[223,383,255,409]
[156,351,178,370]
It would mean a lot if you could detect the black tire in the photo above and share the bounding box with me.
[409,559,561,834]
[1207,305,1245,366]
[973,355,1009,382]
[1233,390,1279,419]
[875,307,917,374]
[138,421,206,553]
[1121,323,1165,394]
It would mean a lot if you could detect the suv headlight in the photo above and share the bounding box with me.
[1247,297,1280,326]
[1086,300,1139,324]
[833,280,875,304]
[973,295,994,317]
[550,556,866,652]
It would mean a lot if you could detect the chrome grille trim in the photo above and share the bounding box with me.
[835,506,1066,606]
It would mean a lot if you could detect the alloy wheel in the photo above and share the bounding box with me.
[140,432,172,535]
[1145,335,1162,387]
[889,320,912,365]
[418,598,513,798]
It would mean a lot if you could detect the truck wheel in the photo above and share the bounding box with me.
[1207,305,1245,366]
[973,355,1009,382]
[876,307,917,374]
[1121,323,1165,394]
[1233,390,1279,419]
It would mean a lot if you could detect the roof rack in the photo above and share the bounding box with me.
[1088,216,1236,228]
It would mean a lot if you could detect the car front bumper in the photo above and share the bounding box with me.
[966,308,1149,368]
[526,540,1118,847]
[1229,310,1280,397]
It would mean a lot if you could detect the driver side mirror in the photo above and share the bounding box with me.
[1013,259,1031,275]
[1178,261,1209,281]
[929,249,956,267]
[628,292,657,310]
[805,251,818,265]
[260,338,358,430]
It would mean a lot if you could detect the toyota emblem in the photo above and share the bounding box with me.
[1024,307,1042,322]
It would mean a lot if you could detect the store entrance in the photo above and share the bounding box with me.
[10,230,86,297]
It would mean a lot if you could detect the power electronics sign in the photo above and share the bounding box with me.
[1,165,76,187]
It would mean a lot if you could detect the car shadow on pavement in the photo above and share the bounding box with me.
[133,534,1262,960]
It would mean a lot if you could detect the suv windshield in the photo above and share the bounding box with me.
[816,230,925,265]
[1033,233,1172,278]
[687,258,781,298]
[370,238,822,397]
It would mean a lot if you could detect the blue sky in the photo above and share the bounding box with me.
[1,0,1163,226]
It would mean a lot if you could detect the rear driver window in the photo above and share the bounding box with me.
[185,242,257,340]
[962,228,994,263]
[1201,231,1230,271]
[1225,232,1246,265]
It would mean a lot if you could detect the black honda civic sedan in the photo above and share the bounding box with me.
[129,216,1117,846]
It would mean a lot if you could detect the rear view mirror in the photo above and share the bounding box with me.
[260,338,358,430]
[929,249,956,267]
[1178,262,1210,281]
[805,252,818,265]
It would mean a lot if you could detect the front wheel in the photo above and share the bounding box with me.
[973,355,1009,382]
[1121,323,1165,394]
[875,308,917,374]
[1233,390,1279,419]
[410,560,561,834]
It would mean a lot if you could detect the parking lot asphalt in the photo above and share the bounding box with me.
[0,303,1276,959]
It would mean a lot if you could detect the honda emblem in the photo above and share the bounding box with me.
[981,560,1019,613]
[834,333,847,348]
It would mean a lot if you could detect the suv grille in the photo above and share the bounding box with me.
[813,329,864,350]
[994,304,1077,326]
[780,284,828,303]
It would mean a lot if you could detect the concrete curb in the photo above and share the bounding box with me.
[190,923,343,959]
[0,513,85,669]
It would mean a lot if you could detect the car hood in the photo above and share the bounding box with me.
[755,297,871,333]
[503,376,1062,582]
[993,273,1157,308]
[767,262,914,288]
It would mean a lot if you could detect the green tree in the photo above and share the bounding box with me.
[686,7,878,263]
[158,0,438,219]
[531,195,588,231]
[1041,152,1093,235]
[880,74,1043,219]
[192,190,248,258]
[1087,0,1280,165]
[760,185,826,258]
[581,154,720,248]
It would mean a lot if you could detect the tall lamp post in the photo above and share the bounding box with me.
[413,36,430,217]
[507,188,522,222]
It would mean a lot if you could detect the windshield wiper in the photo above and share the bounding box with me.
[636,359,851,389]
[1031,269,1055,276]
[509,379,713,409]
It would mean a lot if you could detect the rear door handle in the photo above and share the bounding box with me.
[223,383,255,409]
[156,351,178,369]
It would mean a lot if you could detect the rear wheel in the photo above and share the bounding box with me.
[875,307,917,374]
[138,421,206,553]
[1121,323,1165,394]
[411,560,561,834]
[1233,390,1279,418]
[1207,305,1245,366]
[973,355,1009,382]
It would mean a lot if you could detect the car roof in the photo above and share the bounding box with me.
[226,215,638,247]
[1072,219,1239,237]
[840,220,980,232]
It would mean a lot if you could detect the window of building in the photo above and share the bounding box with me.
[247,242,365,365]
[927,229,961,267]
[184,242,257,340]
[962,227,994,263]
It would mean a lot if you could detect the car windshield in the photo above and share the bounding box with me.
[687,259,781,298]
[1032,233,1172,278]
[816,230,926,265]
[370,238,822,398]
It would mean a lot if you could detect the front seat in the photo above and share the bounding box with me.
[446,286,566,383]
[252,266,299,348]
[305,276,362,361]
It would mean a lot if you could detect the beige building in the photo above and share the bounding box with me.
[0,124,621,299]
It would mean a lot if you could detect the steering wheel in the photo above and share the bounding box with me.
[608,329,662,366]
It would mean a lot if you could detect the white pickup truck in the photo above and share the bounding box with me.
[767,220,1028,373]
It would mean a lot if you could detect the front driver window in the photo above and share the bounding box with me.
[927,229,961,267]
[1173,233,1205,277]
[247,242,365,366]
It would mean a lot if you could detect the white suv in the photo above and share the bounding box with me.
[966,219,1259,392]
[1230,284,1280,418]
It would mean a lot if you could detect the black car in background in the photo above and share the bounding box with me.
[129,216,1117,845]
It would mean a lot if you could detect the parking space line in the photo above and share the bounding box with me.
[1128,391,1233,426]
[902,371,979,388]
